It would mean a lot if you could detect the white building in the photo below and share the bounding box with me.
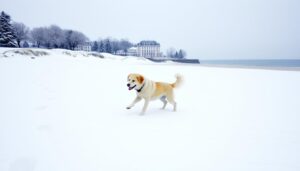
[115,50,126,56]
[115,47,137,56]
[74,42,92,52]
[126,47,137,56]
[137,41,161,58]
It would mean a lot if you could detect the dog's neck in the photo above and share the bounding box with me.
[136,83,145,93]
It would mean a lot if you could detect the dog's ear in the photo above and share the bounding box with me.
[127,74,131,81]
[137,75,144,84]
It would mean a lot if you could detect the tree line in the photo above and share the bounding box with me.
[1,11,87,49]
[0,11,133,53]
[166,48,187,59]
[0,11,186,58]
[91,39,133,54]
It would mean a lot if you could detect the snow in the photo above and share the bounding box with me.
[0,48,300,171]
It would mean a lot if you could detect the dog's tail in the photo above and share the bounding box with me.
[171,74,183,88]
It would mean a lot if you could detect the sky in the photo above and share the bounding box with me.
[1,0,300,59]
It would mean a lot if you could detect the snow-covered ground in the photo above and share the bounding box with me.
[0,48,300,171]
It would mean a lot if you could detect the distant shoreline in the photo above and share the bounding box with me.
[1,47,299,71]
[199,64,300,71]
[198,59,300,71]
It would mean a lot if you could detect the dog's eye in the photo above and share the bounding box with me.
[132,80,135,82]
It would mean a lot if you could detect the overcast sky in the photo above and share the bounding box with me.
[2,0,300,59]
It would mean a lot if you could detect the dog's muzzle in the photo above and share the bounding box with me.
[127,84,136,90]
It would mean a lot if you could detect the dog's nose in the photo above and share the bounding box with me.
[127,83,130,87]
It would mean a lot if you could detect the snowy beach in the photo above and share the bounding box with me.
[0,48,300,171]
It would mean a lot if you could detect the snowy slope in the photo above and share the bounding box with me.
[0,48,300,171]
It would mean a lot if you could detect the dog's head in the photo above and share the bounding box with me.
[127,73,144,91]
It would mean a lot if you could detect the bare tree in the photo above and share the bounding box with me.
[166,47,176,58]
[30,27,47,48]
[64,30,88,50]
[12,22,29,47]
[110,38,119,53]
[119,39,133,51]
[48,25,65,48]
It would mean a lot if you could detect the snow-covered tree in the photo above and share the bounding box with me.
[104,39,112,53]
[166,48,187,58]
[92,41,98,51]
[174,51,179,58]
[166,48,176,58]
[119,39,133,51]
[48,25,65,48]
[23,41,29,48]
[98,41,104,52]
[93,38,133,54]
[65,30,88,50]
[111,39,119,54]
[0,11,17,47]
[30,27,47,48]
[12,22,29,47]
[178,49,186,59]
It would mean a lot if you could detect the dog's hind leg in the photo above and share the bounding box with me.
[166,93,177,112]
[160,96,167,109]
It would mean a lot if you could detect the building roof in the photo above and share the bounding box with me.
[137,40,160,46]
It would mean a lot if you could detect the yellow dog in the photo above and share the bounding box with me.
[126,74,182,115]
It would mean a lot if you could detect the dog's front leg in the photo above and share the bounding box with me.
[127,96,142,109]
[140,98,150,115]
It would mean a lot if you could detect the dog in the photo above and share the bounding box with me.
[126,73,182,115]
